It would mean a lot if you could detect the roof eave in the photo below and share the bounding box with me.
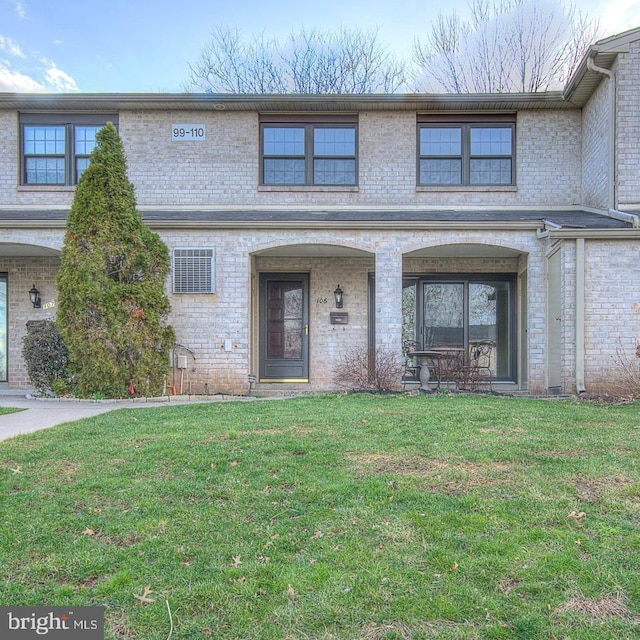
[563,26,640,105]
[0,91,571,112]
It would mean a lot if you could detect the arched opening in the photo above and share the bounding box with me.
[0,243,61,387]
[251,243,374,389]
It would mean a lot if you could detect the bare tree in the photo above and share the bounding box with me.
[186,26,407,94]
[413,0,601,93]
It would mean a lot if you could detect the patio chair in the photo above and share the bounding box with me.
[460,340,494,391]
[401,340,420,391]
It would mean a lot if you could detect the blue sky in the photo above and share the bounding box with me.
[1,0,639,92]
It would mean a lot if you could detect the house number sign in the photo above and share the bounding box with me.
[172,124,206,141]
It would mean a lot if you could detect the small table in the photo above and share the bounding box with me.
[408,350,444,392]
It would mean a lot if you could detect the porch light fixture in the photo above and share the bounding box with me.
[29,284,41,309]
[334,284,344,309]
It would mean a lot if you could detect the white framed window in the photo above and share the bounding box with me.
[173,248,215,293]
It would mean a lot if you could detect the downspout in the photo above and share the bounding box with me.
[575,238,586,393]
[586,55,616,210]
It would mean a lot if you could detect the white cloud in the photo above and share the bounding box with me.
[0,63,45,91]
[0,35,25,58]
[43,62,79,91]
[0,39,80,92]
[10,0,27,19]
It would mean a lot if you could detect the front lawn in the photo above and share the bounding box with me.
[0,407,22,416]
[1,394,638,639]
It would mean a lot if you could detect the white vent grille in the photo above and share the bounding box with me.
[173,248,215,293]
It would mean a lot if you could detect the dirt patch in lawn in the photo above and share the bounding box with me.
[239,428,286,436]
[573,476,635,503]
[360,621,415,639]
[498,575,522,596]
[477,427,525,434]
[105,610,135,638]
[557,592,638,621]
[89,531,141,547]
[28,459,84,484]
[347,453,514,495]
[238,424,331,436]
[360,620,475,639]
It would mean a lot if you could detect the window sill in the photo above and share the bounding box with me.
[17,185,76,193]
[416,185,517,193]
[258,185,359,193]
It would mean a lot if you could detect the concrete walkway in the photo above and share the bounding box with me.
[0,393,259,442]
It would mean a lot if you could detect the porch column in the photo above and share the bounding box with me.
[374,246,403,359]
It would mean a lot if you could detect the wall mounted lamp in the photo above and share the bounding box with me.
[334,284,344,309]
[29,284,41,309]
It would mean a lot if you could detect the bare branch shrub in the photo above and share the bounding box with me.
[611,342,640,398]
[412,0,601,92]
[334,347,402,392]
[186,25,407,94]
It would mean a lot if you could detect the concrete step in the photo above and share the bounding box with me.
[251,383,317,398]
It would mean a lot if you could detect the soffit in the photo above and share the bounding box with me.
[0,242,59,257]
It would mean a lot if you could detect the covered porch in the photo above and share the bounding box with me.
[0,241,61,389]
[248,237,532,394]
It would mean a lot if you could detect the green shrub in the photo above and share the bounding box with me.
[22,320,69,396]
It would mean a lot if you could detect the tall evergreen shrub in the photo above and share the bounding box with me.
[56,123,175,397]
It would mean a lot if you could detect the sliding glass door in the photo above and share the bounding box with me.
[402,275,516,381]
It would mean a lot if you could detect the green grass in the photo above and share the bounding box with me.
[0,407,23,416]
[1,394,639,639]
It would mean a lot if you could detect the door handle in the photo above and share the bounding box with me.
[305,324,309,335]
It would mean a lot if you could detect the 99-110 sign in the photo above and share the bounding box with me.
[172,124,206,141]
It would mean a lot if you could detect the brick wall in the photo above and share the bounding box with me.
[3,225,638,396]
[1,107,583,209]
[581,72,610,209]
[0,256,60,388]
[616,38,640,208]
[584,239,640,393]
[174,229,546,394]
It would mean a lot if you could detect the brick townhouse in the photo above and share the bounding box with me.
[1,27,639,396]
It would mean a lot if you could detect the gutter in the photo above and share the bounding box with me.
[0,90,571,112]
[608,208,640,228]
[536,219,562,239]
[0,219,548,232]
[547,228,640,239]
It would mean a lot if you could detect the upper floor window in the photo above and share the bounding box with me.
[418,116,515,186]
[19,113,118,186]
[260,115,357,186]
